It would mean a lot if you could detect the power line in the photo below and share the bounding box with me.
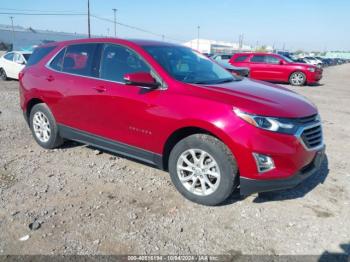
[91,14,184,42]
[0,11,185,42]
[0,8,83,13]
[0,12,86,16]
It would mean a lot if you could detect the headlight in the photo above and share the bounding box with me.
[233,108,295,133]
[307,67,316,72]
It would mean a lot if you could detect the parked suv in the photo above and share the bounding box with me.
[230,52,323,86]
[20,39,325,205]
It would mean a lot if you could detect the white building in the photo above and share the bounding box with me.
[183,39,252,54]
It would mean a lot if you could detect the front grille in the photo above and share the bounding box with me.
[301,124,323,149]
[296,114,318,125]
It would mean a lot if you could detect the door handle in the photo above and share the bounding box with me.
[46,75,55,82]
[94,86,107,93]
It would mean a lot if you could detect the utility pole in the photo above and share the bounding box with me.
[112,8,117,37]
[107,28,110,37]
[238,34,244,50]
[162,35,165,41]
[9,16,15,49]
[87,0,91,38]
[197,25,200,51]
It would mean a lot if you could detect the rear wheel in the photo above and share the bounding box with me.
[168,134,238,206]
[0,68,8,81]
[289,71,306,86]
[29,103,64,149]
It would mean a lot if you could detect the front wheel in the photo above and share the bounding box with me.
[168,134,238,206]
[289,71,306,86]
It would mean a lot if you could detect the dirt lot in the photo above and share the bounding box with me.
[0,64,349,256]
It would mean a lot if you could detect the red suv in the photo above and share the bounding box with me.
[230,52,323,86]
[19,39,325,205]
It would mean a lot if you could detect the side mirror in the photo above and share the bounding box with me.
[124,72,160,89]
[279,60,285,65]
[17,60,25,65]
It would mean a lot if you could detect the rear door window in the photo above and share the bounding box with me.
[26,46,56,66]
[61,44,99,77]
[99,44,151,82]
[250,55,266,63]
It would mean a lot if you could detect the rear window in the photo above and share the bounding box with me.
[234,55,248,62]
[26,46,56,66]
[4,52,14,61]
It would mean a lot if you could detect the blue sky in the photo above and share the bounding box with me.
[0,0,349,51]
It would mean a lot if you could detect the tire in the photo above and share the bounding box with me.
[0,68,8,81]
[289,71,306,86]
[29,103,64,149]
[168,134,238,206]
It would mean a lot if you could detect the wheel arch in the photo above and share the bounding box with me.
[162,123,236,171]
[289,70,308,85]
[25,98,45,122]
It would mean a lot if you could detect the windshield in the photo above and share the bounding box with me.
[143,45,236,84]
[279,55,294,63]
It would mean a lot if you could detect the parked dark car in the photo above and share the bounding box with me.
[216,60,250,77]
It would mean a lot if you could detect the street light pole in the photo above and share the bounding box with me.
[9,16,15,49]
[87,0,91,38]
[197,25,200,51]
[112,8,117,37]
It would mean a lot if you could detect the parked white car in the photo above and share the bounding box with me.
[212,54,233,63]
[303,56,323,67]
[0,51,32,80]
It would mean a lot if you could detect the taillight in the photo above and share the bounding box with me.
[18,70,24,81]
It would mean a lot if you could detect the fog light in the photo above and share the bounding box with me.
[253,153,275,173]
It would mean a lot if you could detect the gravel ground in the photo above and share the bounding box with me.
[0,64,349,256]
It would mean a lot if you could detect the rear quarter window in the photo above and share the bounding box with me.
[234,55,248,62]
[26,46,57,66]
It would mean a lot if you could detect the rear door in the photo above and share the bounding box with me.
[248,55,269,80]
[45,43,103,133]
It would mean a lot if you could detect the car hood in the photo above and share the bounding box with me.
[289,61,315,67]
[189,78,317,118]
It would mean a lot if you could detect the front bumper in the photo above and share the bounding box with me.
[240,146,325,195]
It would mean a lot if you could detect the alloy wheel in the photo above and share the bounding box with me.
[290,72,305,85]
[176,149,221,196]
[32,111,51,143]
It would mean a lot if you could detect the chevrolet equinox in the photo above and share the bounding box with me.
[19,38,325,205]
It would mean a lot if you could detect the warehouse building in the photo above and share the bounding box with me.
[183,39,252,54]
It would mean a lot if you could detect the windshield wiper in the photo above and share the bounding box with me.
[213,78,235,84]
